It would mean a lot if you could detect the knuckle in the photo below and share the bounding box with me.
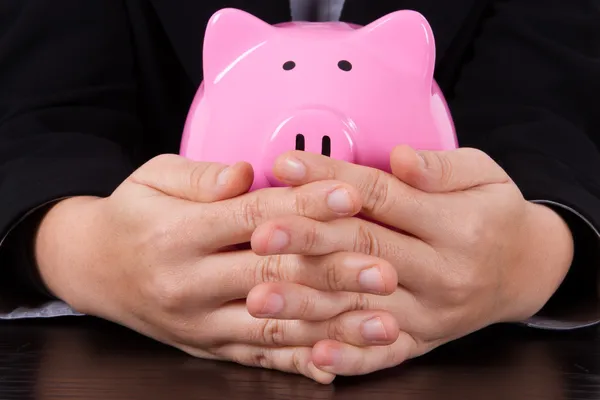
[352,293,372,311]
[438,266,476,306]
[291,348,305,375]
[324,163,339,180]
[146,272,186,313]
[236,347,272,369]
[296,295,316,320]
[433,152,454,188]
[438,266,463,292]
[255,255,288,284]
[260,319,287,346]
[253,350,274,369]
[188,162,213,192]
[188,166,204,193]
[136,218,180,260]
[459,214,488,247]
[325,259,344,291]
[147,224,177,254]
[354,224,380,256]
[300,224,321,253]
[384,343,397,366]
[326,318,347,341]
[237,195,265,230]
[293,191,313,216]
[362,171,394,214]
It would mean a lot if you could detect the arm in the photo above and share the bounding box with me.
[0,0,141,315]
[449,0,600,329]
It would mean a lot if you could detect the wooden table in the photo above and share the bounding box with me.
[0,317,598,399]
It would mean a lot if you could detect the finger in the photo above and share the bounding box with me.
[250,216,434,290]
[214,344,336,384]
[197,249,398,304]
[245,282,419,345]
[199,180,363,250]
[195,256,429,350]
[132,154,254,202]
[270,151,440,238]
[246,282,400,322]
[390,145,511,193]
[252,215,431,257]
[311,333,416,376]
[206,301,399,348]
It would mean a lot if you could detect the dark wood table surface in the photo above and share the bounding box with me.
[0,317,598,400]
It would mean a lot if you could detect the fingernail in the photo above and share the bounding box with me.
[259,293,284,316]
[327,187,354,214]
[319,348,342,367]
[280,157,306,180]
[361,317,388,342]
[358,267,385,293]
[217,166,230,186]
[266,229,290,253]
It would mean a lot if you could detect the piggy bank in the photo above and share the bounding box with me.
[181,8,457,190]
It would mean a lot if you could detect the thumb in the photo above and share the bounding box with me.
[130,154,254,202]
[390,145,510,193]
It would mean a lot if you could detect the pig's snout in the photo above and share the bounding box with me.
[292,132,333,156]
[262,109,356,186]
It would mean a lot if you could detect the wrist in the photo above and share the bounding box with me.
[34,196,103,310]
[504,202,574,322]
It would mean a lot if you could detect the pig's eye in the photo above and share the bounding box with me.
[283,61,296,71]
[338,60,352,71]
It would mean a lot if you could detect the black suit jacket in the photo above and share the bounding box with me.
[0,0,599,327]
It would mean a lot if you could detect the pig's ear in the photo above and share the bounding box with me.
[357,10,435,79]
[203,8,274,85]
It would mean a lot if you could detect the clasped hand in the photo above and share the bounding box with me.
[249,145,574,381]
[35,146,574,385]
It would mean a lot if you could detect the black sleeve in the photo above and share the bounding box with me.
[526,201,600,329]
[0,202,57,305]
[0,1,141,297]
[448,0,600,327]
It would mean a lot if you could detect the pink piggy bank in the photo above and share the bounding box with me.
[181,8,457,190]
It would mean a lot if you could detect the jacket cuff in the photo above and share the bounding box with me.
[0,143,134,311]
[522,200,600,330]
[0,199,64,300]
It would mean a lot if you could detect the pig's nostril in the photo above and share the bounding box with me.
[295,134,305,151]
[321,135,331,157]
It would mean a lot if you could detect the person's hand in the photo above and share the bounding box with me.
[247,146,574,377]
[34,154,402,384]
